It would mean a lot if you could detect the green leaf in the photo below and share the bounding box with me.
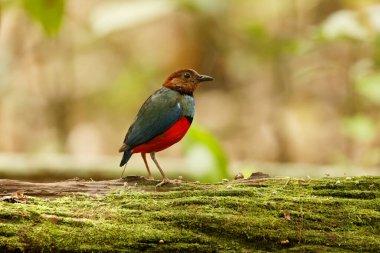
[355,73,380,104]
[22,0,65,37]
[183,125,229,182]
[342,115,376,142]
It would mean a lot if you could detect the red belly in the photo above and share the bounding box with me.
[132,117,191,154]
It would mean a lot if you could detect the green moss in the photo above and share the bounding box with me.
[0,176,379,252]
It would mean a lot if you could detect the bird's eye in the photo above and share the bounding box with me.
[183,73,191,79]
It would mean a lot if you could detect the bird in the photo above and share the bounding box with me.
[118,69,214,186]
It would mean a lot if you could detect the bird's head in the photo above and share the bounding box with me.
[163,69,214,95]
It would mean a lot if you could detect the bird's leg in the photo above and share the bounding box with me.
[141,153,154,180]
[120,164,127,179]
[150,152,170,186]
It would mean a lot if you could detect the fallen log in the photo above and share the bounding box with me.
[0,174,379,252]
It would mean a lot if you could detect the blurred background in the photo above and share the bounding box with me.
[0,0,379,182]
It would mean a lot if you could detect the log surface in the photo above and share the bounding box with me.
[0,174,379,252]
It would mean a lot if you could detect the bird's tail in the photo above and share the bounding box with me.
[120,149,132,167]
[119,144,133,167]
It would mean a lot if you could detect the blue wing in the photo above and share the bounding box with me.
[123,87,182,148]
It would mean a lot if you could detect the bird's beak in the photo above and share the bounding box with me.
[197,74,214,82]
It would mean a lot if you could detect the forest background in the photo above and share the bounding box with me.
[0,0,379,182]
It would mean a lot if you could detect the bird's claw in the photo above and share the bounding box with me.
[156,178,171,187]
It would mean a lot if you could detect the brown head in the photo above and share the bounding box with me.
[163,69,214,95]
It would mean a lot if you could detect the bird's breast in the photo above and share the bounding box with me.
[180,94,195,118]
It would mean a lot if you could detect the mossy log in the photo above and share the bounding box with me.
[0,174,379,252]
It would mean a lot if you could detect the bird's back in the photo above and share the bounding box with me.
[125,87,183,148]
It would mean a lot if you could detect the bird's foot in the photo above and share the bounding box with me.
[147,176,155,180]
[156,178,171,187]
